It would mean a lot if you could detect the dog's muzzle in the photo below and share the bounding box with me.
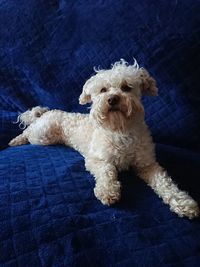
[108,95,120,106]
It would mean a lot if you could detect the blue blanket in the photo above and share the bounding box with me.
[0,1,200,266]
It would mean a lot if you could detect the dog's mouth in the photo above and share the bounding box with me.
[109,106,120,112]
[109,107,120,112]
[108,106,128,117]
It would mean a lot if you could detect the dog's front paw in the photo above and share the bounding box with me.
[169,193,199,219]
[94,180,121,205]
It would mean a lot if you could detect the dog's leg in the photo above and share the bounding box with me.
[137,162,199,219]
[85,159,121,205]
[9,133,28,146]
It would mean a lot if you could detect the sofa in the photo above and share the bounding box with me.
[0,1,200,266]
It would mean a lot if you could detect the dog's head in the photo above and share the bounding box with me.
[79,59,158,132]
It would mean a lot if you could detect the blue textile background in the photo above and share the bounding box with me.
[0,1,200,266]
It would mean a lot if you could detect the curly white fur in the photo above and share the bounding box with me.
[9,59,199,219]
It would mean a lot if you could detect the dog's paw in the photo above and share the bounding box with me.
[9,138,20,146]
[169,193,199,219]
[9,135,27,146]
[94,180,121,206]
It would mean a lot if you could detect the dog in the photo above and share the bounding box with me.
[9,59,199,219]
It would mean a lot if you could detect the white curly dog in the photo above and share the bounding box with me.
[9,59,199,219]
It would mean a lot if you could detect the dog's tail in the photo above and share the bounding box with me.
[13,106,49,129]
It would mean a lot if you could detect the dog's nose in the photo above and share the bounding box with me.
[108,95,120,106]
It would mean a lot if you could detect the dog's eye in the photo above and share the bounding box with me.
[35,111,41,117]
[100,87,107,93]
[121,85,132,92]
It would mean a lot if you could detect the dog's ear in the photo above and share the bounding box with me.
[138,68,158,96]
[79,90,91,105]
[79,79,92,105]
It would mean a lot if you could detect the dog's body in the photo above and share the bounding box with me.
[9,60,199,219]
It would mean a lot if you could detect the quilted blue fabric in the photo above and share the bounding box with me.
[0,0,200,266]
